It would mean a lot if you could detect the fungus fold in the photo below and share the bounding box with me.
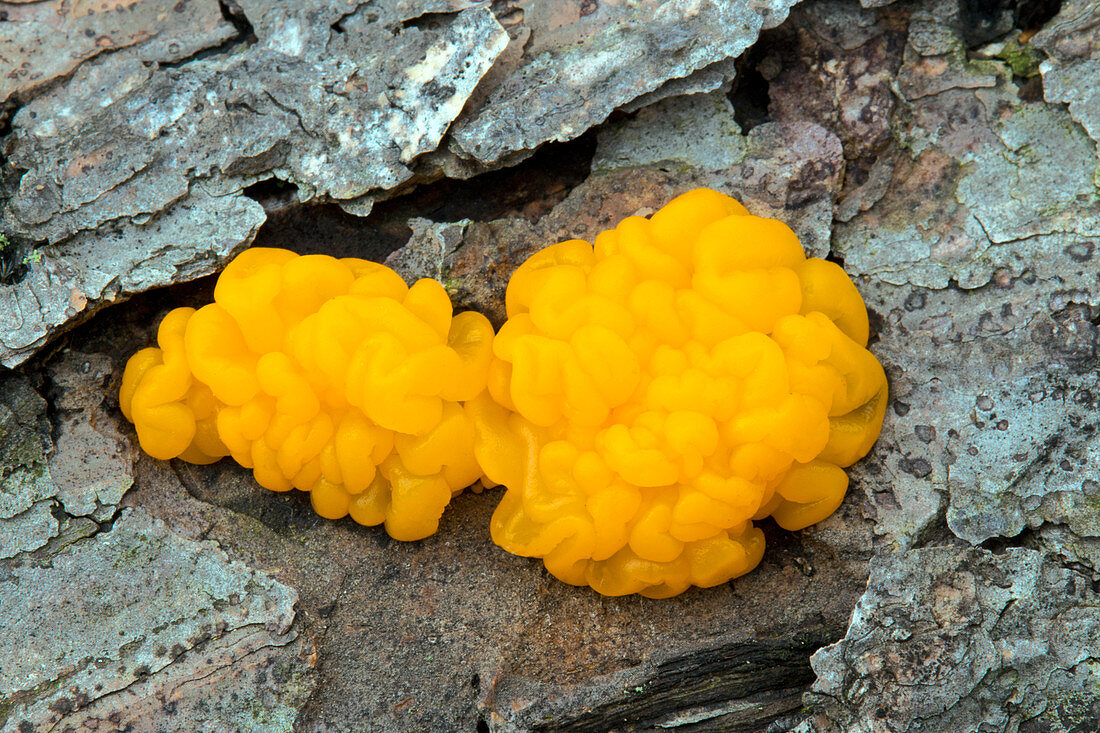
[120,248,493,540]
[471,188,887,597]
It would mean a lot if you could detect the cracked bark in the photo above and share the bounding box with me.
[804,547,1100,732]
[0,0,801,369]
[3,0,1100,731]
[0,509,312,733]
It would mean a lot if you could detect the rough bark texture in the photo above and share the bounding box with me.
[805,547,1100,732]
[0,0,800,369]
[0,509,311,733]
[3,0,1100,731]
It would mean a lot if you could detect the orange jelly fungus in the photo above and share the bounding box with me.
[119,248,494,541]
[470,188,888,597]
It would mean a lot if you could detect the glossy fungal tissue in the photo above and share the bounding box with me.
[120,248,494,540]
[471,188,888,597]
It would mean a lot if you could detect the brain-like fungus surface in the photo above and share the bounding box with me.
[470,188,888,597]
[120,248,494,540]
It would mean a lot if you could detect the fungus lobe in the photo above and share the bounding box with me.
[471,188,888,597]
[120,248,494,540]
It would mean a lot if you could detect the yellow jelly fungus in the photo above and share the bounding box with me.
[120,248,494,541]
[471,188,888,598]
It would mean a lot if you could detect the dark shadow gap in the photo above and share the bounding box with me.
[0,233,46,287]
[218,0,256,41]
[978,526,1041,554]
[402,11,463,32]
[242,176,300,213]
[250,130,597,262]
[960,0,1015,47]
[727,31,775,133]
[0,98,17,140]
[1015,0,1062,32]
